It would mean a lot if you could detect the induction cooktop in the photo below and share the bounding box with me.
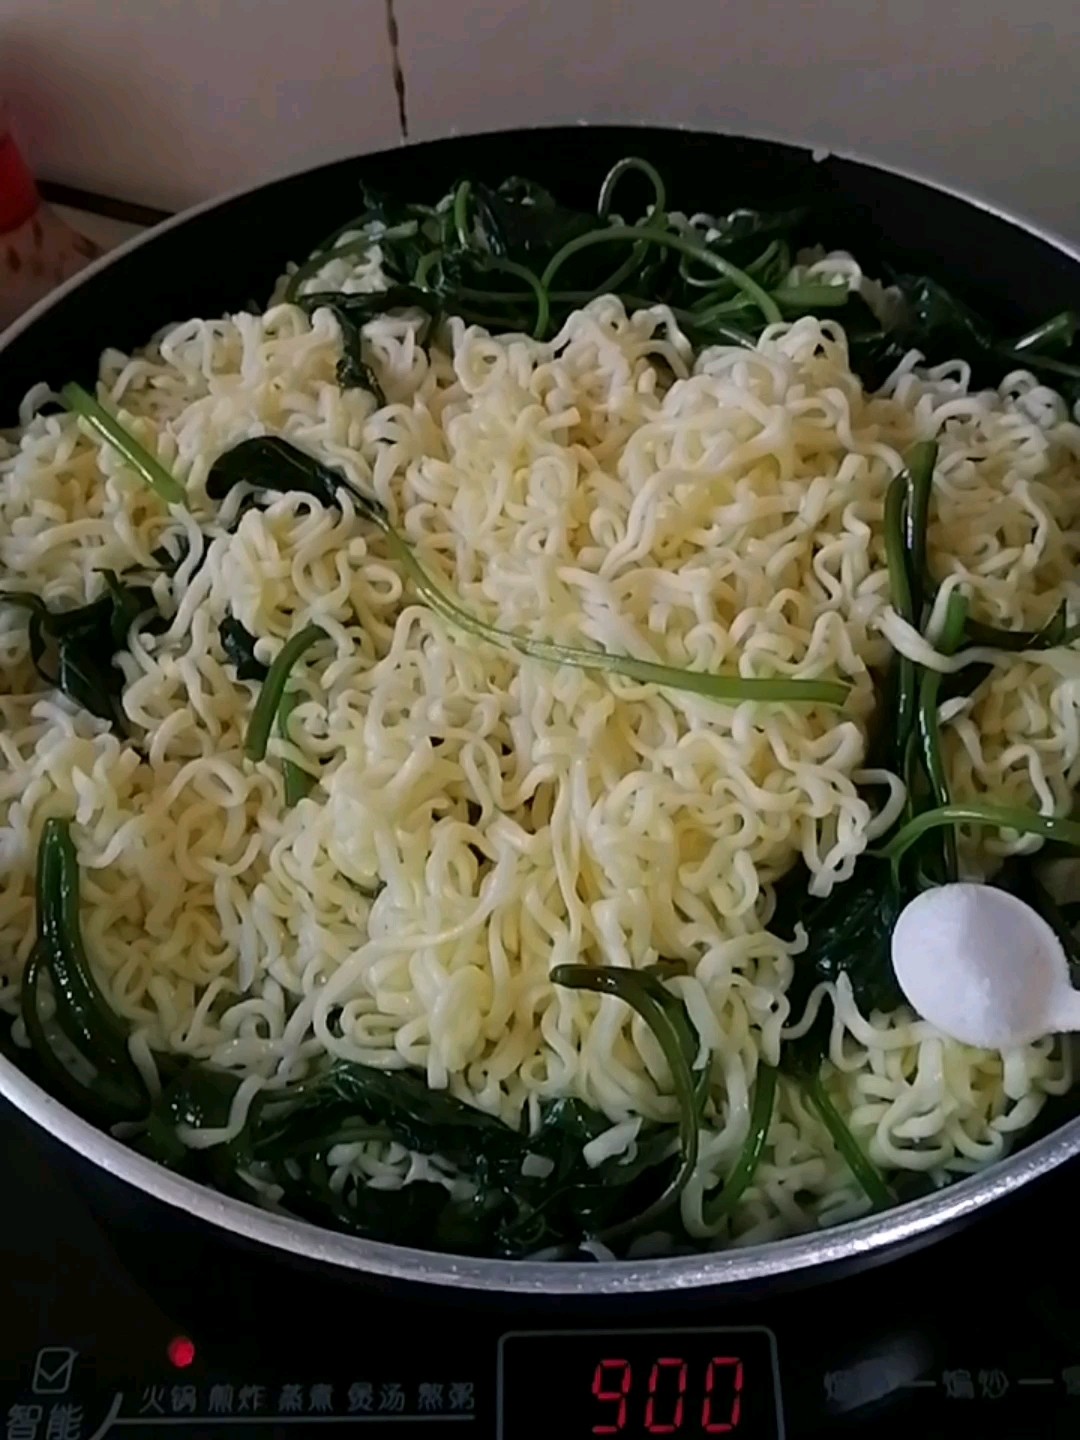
[4,1099,1079,1439]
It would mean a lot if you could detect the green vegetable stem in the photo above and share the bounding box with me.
[244,623,328,762]
[915,589,968,881]
[207,436,849,711]
[551,963,705,1238]
[24,819,147,1120]
[62,383,187,507]
[701,1064,778,1228]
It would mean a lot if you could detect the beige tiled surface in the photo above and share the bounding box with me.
[3,0,401,212]
[3,0,1080,241]
[51,206,144,252]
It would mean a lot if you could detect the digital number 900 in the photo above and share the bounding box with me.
[591,1355,745,1434]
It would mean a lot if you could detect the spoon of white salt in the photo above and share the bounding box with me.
[891,882,1080,1051]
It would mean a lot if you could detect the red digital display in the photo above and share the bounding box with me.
[590,1354,742,1434]
[498,1329,781,1439]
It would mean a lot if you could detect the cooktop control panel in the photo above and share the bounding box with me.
[9,1310,1080,1439]
[5,1107,1080,1438]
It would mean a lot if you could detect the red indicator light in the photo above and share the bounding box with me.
[167,1336,196,1370]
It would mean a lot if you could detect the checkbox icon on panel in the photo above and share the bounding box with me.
[31,1347,78,1396]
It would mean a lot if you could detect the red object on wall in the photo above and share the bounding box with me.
[0,126,40,234]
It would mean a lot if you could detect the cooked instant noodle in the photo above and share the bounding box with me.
[3,167,1080,1256]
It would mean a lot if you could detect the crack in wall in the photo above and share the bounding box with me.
[383,0,409,141]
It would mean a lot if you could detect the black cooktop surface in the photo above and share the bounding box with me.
[3,1100,1079,1439]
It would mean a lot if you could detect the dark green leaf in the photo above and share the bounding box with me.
[774,857,904,1027]
[271,1157,466,1248]
[550,964,704,1239]
[471,177,596,261]
[965,600,1070,652]
[150,540,187,576]
[256,1062,518,1166]
[19,947,127,1126]
[33,819,147,1115]
[894,274,995,357]
[324,305,386,404]
[938,659,994,706]
[254,1061,682,1256]
[101,570,156,649]
[55,643,125,729]
[206,436,387,523]
[0,577,158,734]
[219,615,268,682]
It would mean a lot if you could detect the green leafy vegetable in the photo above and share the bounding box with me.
[467,176,601,261]
[1011,311,1079,357]
[281,161,1080,433]
[61,382,187,507]
[206,436,386,521]
[902,441,938,618]
[883,470,918,763]
[859,275,1080,403]
[964,600,1071,652]
[778,987,891,1210]
[298,285,441,333]
[277,688,315,806]
[210,435,849,710]
[219,615,269,682]
[538,224,782,325]
[550,963,703,1237]
[880,804,1080,871]
[18,947,107,1117]
[803,1069,892,1209]
[231,1062,683,1256]
[0,574,159,733]
[896,276,994,358]
[774,858,904,1026]
[701,1064,777,1228]
[380,523,847,707]
[282,166,836,364]
[915,589,968,882]
[17,859,693,1257]
[244,623,327,762]
[138,1065,256,1185]
[321,304,387,404]
[26,820,147,1120]
[19,831,696,1256]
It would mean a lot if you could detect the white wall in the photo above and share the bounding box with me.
[1,0,400,212]
[3,0,1079,239]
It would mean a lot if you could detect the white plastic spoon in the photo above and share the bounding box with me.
[891,882,1080,1051]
